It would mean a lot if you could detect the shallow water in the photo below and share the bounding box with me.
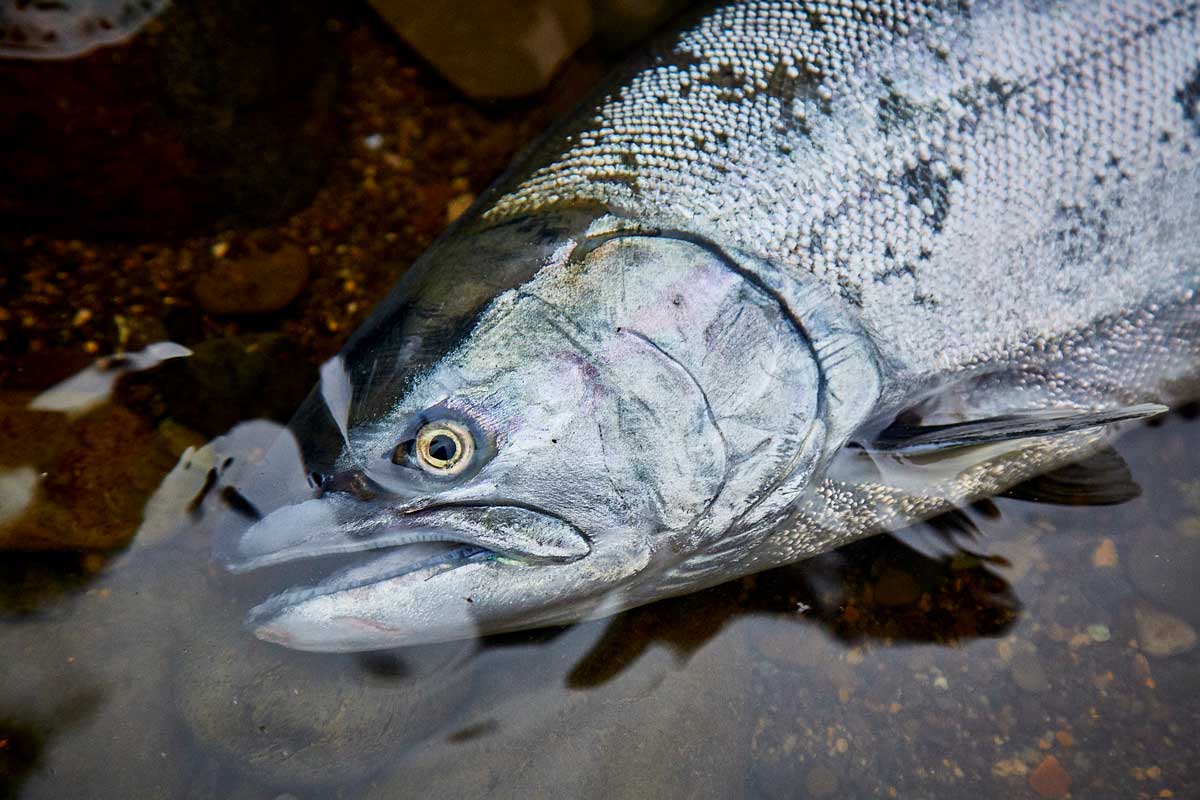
[1,381,1198,799]
[3,5,1199,800]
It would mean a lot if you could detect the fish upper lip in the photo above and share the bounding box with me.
[223,498,591,574]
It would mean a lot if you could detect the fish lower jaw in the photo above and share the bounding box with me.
[245,541,504,629]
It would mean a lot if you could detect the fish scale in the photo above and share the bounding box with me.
[488,0,1200,388]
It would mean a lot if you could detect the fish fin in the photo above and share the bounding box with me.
[870,403,1166,455]
[887,508,983,562]
[319,356,354,447]
[1001,444,1141,505]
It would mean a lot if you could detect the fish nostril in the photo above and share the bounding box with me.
[323,469,378,501]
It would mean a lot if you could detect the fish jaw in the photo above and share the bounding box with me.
[246,537,649,651]
[219,492,651,651]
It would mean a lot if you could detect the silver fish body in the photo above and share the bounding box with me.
[222,0,1200,650]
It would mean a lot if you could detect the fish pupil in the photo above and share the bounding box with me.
[428,434,458,464]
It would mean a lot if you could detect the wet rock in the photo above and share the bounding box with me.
[749,621,830,669]
[805,764,840,797]
[174,588,477,789]
[0,465,37,527]
[873,568,921,606]
[1129,526,1200,627]
[1009,649,1051,693]
[1134,603,1197,658]
[0,0,340,238]
[992,757,1028,778]
[368,0,593,99]
[1028,755,1071,798]
[1091,537,1118,568]
[193,241,309,316]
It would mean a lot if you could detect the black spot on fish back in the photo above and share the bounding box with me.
[876,88,922,135]
[1177,62,1200,137]
[899,160,951,233]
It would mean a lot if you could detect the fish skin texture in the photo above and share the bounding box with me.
[487,0,1200,408]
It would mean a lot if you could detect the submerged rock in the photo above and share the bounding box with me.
[0,465,37,528]
[1009,649,1051,694]
[1028,755,1071,799]
[193,240,309,316]
[368,0,594,99]
[174,588,477,789]
[1129,524,1200,627]
[873,568,921,606]
[1134,603,1197,658]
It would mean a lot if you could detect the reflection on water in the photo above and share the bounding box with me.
[0,368,1197,797]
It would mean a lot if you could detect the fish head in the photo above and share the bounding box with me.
[222,214,850,651]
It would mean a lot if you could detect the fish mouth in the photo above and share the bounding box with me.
[218,497,592,628]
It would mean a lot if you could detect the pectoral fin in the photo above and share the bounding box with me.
[818,402,1161,553]
[870,403,1166,456]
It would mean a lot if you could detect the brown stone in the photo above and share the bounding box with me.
[1029,755,1071,798]
[193,242,309,316]
[368,0,593,99]
[1091,537,1118,568]
[1135,603,1198,658]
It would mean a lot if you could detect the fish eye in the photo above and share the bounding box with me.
[396,420,475,476]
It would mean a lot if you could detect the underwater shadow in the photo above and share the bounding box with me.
[558,514,1021,688]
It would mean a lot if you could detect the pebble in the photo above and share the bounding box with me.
[1029,755,1071,798]
[0,466,38,528]
[446,193,476,224]
[1134,603,1198,658]
[749,624,827,669]
[193,242,309,315]
[1010,649,1051,693]
[1091,537,1118,568]
[992,758,1028,778]
[805,765,839,797]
